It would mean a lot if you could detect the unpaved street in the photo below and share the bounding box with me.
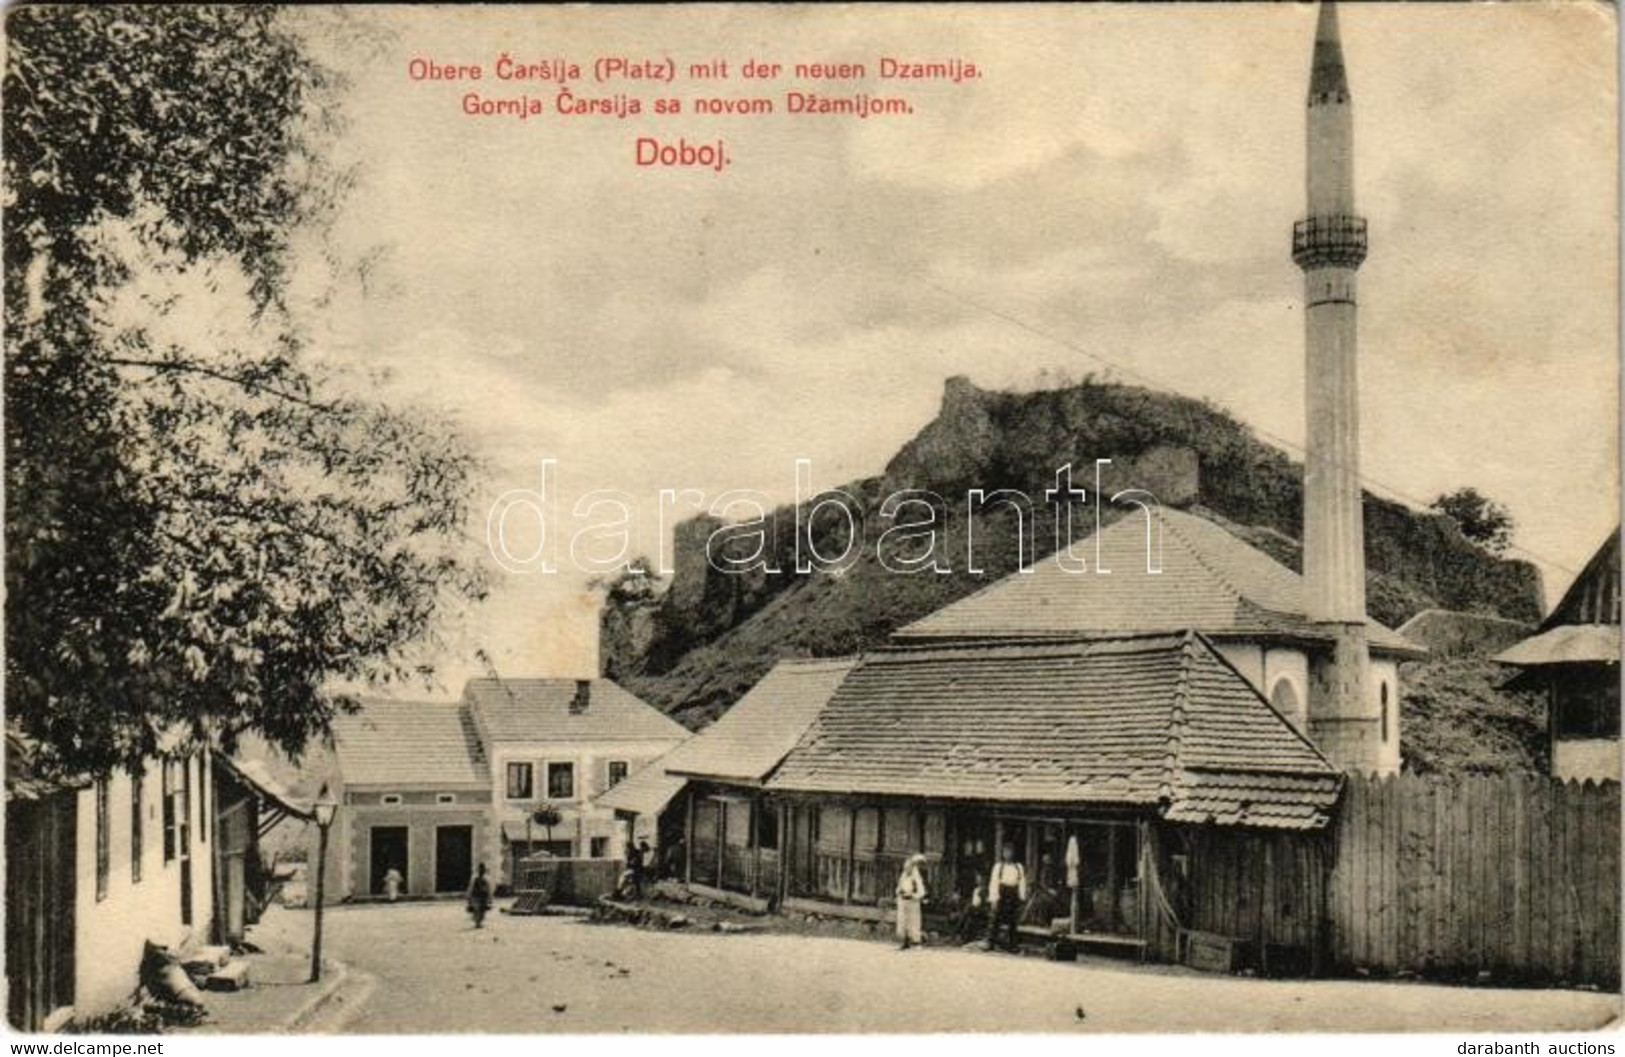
[256,901,1619,1034]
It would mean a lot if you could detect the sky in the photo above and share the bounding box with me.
[278,3,1617,692]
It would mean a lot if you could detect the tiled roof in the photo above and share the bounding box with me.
[217,756,313,820]
[595,754,690,816]
[463,678,688,744]
[1495,624,1621,668]
[1542,527,1620,630]
[594,658,857,815]
[766,633,1341,830]
[664,658,858,783]
[895,506,1420,656]
[332,699,489,787]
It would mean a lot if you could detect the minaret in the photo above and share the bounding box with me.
[1293,1,1389,774]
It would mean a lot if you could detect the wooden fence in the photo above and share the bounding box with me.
[1328,773,1620,986]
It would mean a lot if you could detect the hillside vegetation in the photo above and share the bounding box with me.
[599,376,1546,772]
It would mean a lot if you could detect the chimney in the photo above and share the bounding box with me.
[569,679,591,714]
[1294,1,1390,775]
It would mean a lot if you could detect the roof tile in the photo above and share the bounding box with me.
[765,633,1341,830]
[895,507,1419,655]
[463,678,689,744]
[333,699,489,788]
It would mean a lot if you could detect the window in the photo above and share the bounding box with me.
[1380,683,1391,743]
[199,756,208,845]
[180,757,192,852]
[547,762,575,800]
[381,794,403,806]
[1554,674,1621,738]
[882,806,912,852]
[95,780,109,902]
[1271,679,1302,723]
[757,806,779,851]
[162,760,176,862]
[436,793,457,804]
[922,811,945,855]
[607,761,629,788]
[723,799,751,848]
[853,806,880,855]
[590,837,610,859]
[506,762,534,800]
[131,766,144,883]
[815,805,850,854]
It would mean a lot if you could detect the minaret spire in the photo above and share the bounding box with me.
[1309,0,1349,103]
[1293,1,1392,774]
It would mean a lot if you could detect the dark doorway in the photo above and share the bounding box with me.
[5,792,76,1031]
[435,826,473,893]
[370,826,409,895]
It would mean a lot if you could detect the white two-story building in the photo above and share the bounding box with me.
[327,678,687,898]
[463,678,687,888]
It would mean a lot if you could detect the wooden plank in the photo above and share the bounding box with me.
[1393,776,1409,969]
[1468,775,1485,973]
[1389,774,1404,970]
[1486,775,1503,973]
[1562,779,1578,980]
[1373,775,1391,970]
[1530,777,1552,978]
[1426,776,1444,971]
[1466,775,1483,973]
[1593,783,1612,985]
[1511,777,1529,973]
[1437,775,1454,971]
[1545,778,1565,980]
[1575,784,1596,985]
[1348,776,1367,968]
[684,791,695,886]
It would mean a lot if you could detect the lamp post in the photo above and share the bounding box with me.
[309,784,338,984]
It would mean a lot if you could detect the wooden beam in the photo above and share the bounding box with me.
[683,790,694,886]
[846,807,857,904]
[778,800,791,905]
[1105,822,1119,932]
[750,799,761,899]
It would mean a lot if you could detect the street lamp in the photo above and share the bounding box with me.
[309,783,338,984]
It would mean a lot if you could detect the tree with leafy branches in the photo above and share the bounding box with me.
[1429,487,1515,555]
[4,7,488,780]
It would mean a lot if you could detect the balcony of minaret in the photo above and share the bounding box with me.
[1292,215,1368,269]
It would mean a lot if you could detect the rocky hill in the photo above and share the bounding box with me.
[603,376,1546,769]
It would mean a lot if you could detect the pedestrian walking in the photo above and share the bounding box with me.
[383,864,404,903]
[894,853,928,950]
[987,843,1027,952]
[467,862,493,929]
[631,838,653,899]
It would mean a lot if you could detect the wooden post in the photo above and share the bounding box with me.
[716,799,726,889]
[1137,821,1150,962]
[1105,823,1119,932]
[846,805,858,904]
[683,790,694,886]
[309,820,330,983]
[209,756,228,945]
[750,799,761,899]
[779,801,791,904]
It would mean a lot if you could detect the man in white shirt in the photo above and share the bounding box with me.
[986,843,1027,952]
